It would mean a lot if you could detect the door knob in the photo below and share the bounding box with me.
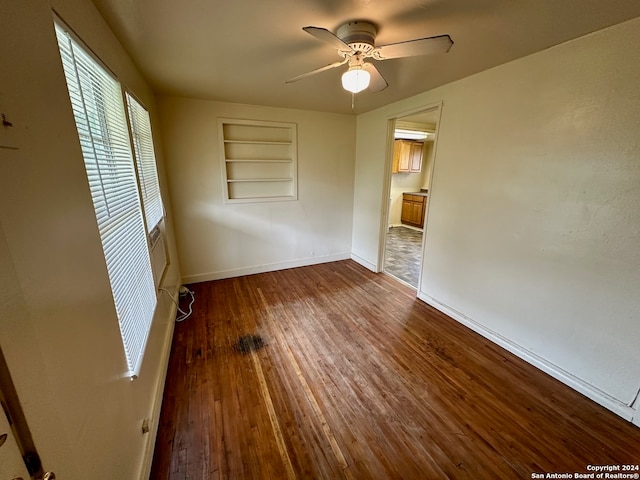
[43,473,56,480]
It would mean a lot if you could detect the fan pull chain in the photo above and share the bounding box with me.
[351,92,356,110]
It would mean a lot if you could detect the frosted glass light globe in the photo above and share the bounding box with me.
[341,67,371,93]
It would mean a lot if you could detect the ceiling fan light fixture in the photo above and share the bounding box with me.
[341,66,370,93]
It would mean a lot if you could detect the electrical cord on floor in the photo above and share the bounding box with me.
[160,286,195,323]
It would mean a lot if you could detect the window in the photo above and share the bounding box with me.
[55,21,157,378]
[125,93,164,232]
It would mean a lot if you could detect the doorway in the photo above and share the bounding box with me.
[382,106,441,289]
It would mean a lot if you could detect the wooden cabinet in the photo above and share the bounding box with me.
[401,193,427,228]
[392,140,424,173]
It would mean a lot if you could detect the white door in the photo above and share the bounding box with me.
[0,409,29,480]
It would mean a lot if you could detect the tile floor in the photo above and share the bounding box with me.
[383,226,423,287]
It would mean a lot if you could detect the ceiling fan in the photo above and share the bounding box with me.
[285,20,453,94]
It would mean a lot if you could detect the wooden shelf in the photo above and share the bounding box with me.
[223,140,292,145]
[219,118,297,203]
[227,178,293,183]
[225,159,293,163]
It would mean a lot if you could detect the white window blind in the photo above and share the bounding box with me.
[55,22,157,378]
[125,93,164,232]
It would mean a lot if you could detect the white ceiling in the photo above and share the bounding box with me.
[92,0,640,115]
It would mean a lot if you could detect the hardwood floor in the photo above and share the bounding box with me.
[150,260,640,479]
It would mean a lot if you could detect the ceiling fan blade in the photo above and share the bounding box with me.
[285,58,348,84]
[303,26,354,53]
[376,34,453,60]
[362,63,388,93]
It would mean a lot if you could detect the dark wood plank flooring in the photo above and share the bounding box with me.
[150,260,640,479]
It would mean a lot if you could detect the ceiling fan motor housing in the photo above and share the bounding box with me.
[287,19,452,93]
[337,21,377,54]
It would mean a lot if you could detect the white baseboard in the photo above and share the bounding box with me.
[631,395,640,427]
[350,253,378,272]
[390,224,423,232]
[182,252,351,284]
[418,292,636,423]
[138,291,178,480]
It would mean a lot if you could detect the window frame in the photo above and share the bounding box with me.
[54,17,159,379]
[125,92,165,233]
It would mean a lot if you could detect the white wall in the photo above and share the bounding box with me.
[352,17,640,421]
[421,141,435,191]
[157,97,356,282]
[0,0,181,478]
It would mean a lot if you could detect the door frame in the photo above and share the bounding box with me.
[0,346,44,478]
[378,101,444,293]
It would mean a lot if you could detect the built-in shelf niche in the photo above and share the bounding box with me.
[219,118,298,203]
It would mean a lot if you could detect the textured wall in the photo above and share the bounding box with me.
[158,97,356,282]
[353,17,640,419]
